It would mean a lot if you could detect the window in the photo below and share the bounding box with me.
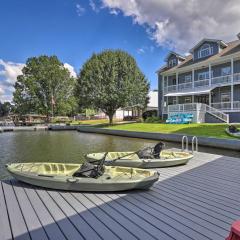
[173,97,177,105]
[197,71,213,80]
[198,44,213,58]
[221,66,231,76]
[169,58,177,67]
[221,93,231,102]
[184,97,192,103]
[184,75,192,83]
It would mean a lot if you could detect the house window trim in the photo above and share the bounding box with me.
[169,58,177,68]
[184,75,192,83]
[221,66,231,76]
[221,92,231,103]
[184,96,192,103]
[198,44,213,59]
[197,71,213,81]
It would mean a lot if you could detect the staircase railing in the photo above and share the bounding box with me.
[203,104,229,123]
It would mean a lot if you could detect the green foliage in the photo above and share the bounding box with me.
[13,55,77,120]
[144,116,162,123]
[0,101,12,117]
[75,50,149,124]
[142,110,158,121]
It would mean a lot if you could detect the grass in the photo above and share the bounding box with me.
[70,118,119,125]
[106,123,240,139]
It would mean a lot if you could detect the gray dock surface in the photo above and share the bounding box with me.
[1,151,240,240]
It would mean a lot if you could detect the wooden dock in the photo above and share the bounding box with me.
[1,151,240,240]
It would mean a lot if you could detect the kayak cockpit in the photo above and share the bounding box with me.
[8,163,81,176]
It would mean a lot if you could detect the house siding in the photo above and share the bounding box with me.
[193,41,219,61]
[234,60,240,73]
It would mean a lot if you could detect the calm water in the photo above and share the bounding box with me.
[0,131,239,179]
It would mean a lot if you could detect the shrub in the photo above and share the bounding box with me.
[142,110,157,121]
[145,116,162,123]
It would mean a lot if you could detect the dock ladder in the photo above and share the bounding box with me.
[182,135,198,153]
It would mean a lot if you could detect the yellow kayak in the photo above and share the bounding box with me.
[6,162,159,192]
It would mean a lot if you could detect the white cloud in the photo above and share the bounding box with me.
[137,48,145,54]
[0,59,24,85]
[89,0,100,13]
[76,3,85,16]
[64,63,77,78]
[0,59,24,102]
[101,0,240,52]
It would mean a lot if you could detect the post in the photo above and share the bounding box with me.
[209,63,212,86]
[231,58,234,110]
[192,69,195,88]
[176,72,178,90]
[209,92,211,107]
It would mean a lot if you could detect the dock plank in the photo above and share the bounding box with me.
[2,180,31,240]
[36,189,84,240]
[24,186,66,240]
[48,191,102,240]
[0,182,12,240]
[11,180,48,240]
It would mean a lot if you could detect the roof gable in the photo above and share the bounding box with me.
[190,39,228,53]
[164,51,186,62]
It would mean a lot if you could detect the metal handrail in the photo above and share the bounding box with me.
[192,136,198,153]
[182,136,188,152]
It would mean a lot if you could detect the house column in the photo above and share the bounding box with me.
[192,69,195,88]
[209,92,211,107]
[176,72,179,90]
[209,63,212,86]
[231,58,234,110]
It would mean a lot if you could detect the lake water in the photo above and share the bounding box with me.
[0,131,239,179]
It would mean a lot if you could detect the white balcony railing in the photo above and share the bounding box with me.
[178,82,192,90]
[233,101,240,109]
[234,73,240,83]
[163,72,240,94]
[194,79,209,88]
[212,101,240,110]
[211,75,231,85]
[211,102,231,110]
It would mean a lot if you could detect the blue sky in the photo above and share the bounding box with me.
[0,0,169,102]
[0,0,238,102]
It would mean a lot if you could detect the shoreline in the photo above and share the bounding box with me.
[77,126,240,151]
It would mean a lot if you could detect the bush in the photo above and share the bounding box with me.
[145,116,162,123]
[123,116,139,121]
[142,110,157,121]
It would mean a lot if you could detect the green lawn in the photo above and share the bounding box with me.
[70,118,118,125]
[106,123,239,139]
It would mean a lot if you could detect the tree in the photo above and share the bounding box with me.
[75,50,149,124]
[13,55,77,120]
[0,101,12,117]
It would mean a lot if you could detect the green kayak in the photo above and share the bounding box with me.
[86,150,193,168]
[6,162,159,192]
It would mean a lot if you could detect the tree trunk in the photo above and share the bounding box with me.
[108,113,114,125]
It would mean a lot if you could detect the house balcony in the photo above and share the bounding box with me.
[211,101,240,111]
[164,72,240,94]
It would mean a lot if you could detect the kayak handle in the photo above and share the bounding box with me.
[67,178,77,183]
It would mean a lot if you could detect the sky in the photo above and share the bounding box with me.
[0,0,239,102]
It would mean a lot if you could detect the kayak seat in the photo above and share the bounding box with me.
[229,125,240,133]
[73,162,104,178]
